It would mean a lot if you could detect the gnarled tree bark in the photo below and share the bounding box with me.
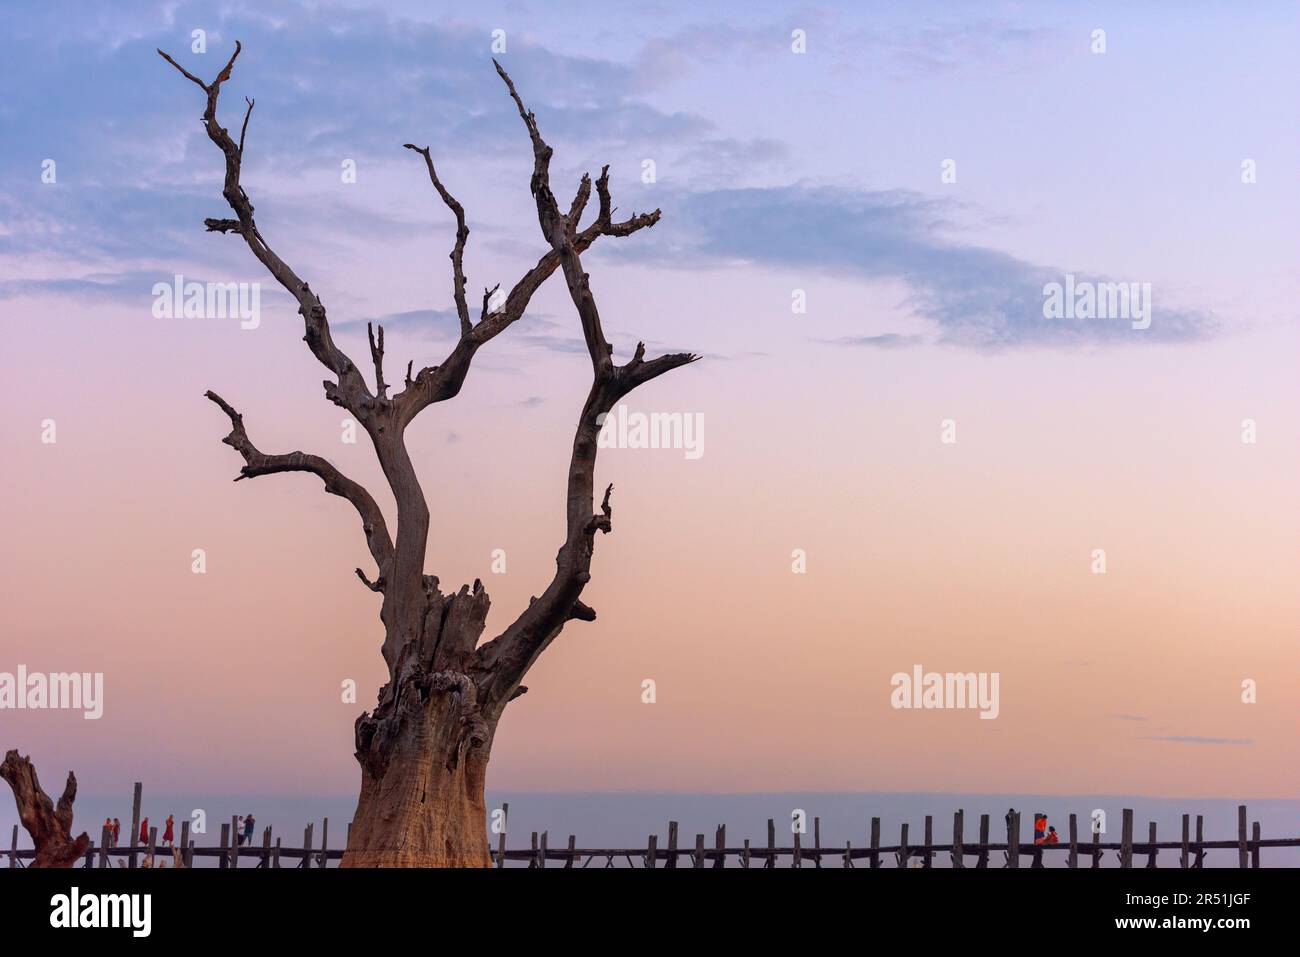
[159,43,696,866]
[1,750,90,868]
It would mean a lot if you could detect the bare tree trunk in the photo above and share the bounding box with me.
[344,692,495,867]
[1,750,90,868]
[343,577,498,867]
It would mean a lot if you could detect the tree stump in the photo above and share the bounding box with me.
[0,750,90,868]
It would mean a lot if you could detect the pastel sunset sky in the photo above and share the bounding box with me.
[1,0,1296,803]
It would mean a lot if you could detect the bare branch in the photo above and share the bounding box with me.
[355,568,386,592]
[586,483,614,536]
[367,322,387,399]
[404,143,472,337]
[158,43,375,418]
[480,283,500,321]
[238,97,255,158]
[472,68,697,711]
[568,173,592,233]
[567,600,597,622]
[392,98,664,423]
[205,390,394,577]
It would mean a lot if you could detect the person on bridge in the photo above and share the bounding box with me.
[111,818,120,846]
[242,814,256,846]
[139,817,149,845]
[163,814,175,847]
[1046,826,1060,844]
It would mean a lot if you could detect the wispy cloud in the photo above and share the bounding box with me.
[623,185,1217,350]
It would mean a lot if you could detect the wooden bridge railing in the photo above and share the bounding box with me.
[7,794,1296,869]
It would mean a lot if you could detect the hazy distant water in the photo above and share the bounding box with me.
[15,792,1299,867]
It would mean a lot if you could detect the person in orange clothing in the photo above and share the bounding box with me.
[1033,816,1049,845]
[163,814,175,847]
[1046,826,1060,844]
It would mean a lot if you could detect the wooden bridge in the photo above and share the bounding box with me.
[7,785,1297,868]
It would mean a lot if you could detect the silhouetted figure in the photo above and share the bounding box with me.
[163,814,175,847]
[242,814,255,846]
[111,818,120,847]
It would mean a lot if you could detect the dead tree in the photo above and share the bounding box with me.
[158,43,697,866]
[1,750,90,867]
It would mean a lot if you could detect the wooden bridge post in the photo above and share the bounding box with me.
[128,782,142,869]
[84,840,95,868]
[646,833,657,869]
[714,825,725,869]
[99,824,111,868]
[1194,815,1205,868]
[261,826,272,868]
[693,833,705,868]
[1120,809,1133,868]
[667,821,679,869]
[922,815,933,868]
[869,817,881,869]
[564,835,576,868]
[951,810,964,868]
[1006,811,1019,868]
[271,838,280,868]
[1145,822,1158,868]
[1237,805,1248,868]
[1251,822,1260,868]
[898,822,909,868]
[1031,813,1044,868]
[147,826,157,866]
[496,802,508,869]
[539,830,548,869]
[231,815,240,868]
[9,824,16,868]
[764,818,775,869]
[741,838,751,869]
[1181,814,1190,868]
[302,822,313,869]
[1068,813,1078,868]
[813,817,822,869]
[792,819,802,869]
[976,814,989,868]
[320,818,329,868]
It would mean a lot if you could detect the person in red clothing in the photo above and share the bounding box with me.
[1033,816,1049,845]
[163,814,175,847]
[111,818,120,846]
[139,817,149,845]
[1046,826,1060,844]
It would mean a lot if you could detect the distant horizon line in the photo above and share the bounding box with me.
[70,788,1299,803]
